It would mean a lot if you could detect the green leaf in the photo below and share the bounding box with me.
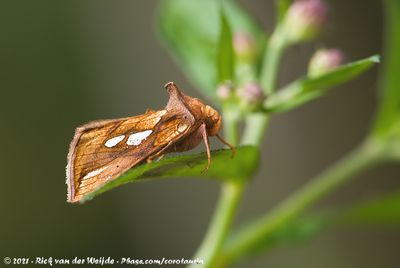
[253,190,400,252]
[340,190,400,225]
[227,190,400,255]
[217,8,234,83]
[264,55,380,113]
[157,0,264,100]
[268,190,400,248]
[262,191,400,249]
[371,1,400,141]
[230,190,400,254]
[225,190,400,257]
[276,0,292,24]
[80,146,259,203]
[236,213,332,254]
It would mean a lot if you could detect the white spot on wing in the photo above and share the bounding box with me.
[177,123,189,133]
[83,166,108,180]
[154,117,162,124]
[105,135,125,148]
[127,130,152,146]
[152,110,166,125]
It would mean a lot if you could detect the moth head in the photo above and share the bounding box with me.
[164,81,222,135]
[201,103,222,136]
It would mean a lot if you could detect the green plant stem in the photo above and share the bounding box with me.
[260,26,287,94]
[241,113,270,146]
[192,9,290,268]
[219,139,387,266]
[241,26,287,147]
[190,181,244,268]
[222,106,241,146]
[190,107,243,268]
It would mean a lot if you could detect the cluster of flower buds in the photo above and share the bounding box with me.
[216,0,344,113]
[217,81,266,111]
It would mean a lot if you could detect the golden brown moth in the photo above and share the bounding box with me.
[66,82,235,203]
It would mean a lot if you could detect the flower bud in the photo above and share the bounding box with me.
[308,48,344,77]
[284,0,328,43]
[233,31,257,62]
[237,82,266,110]
[217,81,234,100]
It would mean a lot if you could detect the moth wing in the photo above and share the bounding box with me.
[67,110,167,203]
[66,110,193,203]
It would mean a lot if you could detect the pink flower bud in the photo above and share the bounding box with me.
[217,81,234,100]
[237,82,265,107]
[284,0,328,42]
[308,48,344,77]
[233,31,256,62]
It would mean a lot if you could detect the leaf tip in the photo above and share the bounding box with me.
[370,55,380,63]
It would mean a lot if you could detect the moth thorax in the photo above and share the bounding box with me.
[203,105,222,136]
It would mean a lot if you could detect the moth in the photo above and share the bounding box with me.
[66,82,235,203]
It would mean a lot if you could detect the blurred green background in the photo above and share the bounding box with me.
[1,1,399,267]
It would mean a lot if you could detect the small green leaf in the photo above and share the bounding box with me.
[157,0,264,100]
[264,55,380,113]
[276,0,292,24]
[236,213,332,254]
[226,189,400,255]
[252,190,400,252]
[157,0,218,99]
[80,146,259,203]
[217,8,235,83]
[230,189,400,254]
[340,190,400,225]
[226,189,400,256]
[268,190,400,248]
[371,1,400,141]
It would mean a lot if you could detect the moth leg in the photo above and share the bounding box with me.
[200,123,211,172]
[146,154,165,164]
[146,141,174,163]
[156,155,165,161]
[216,134,236,158]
